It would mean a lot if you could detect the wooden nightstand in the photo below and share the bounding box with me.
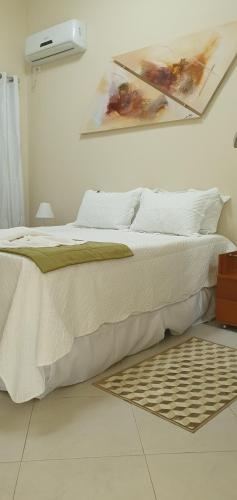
[216,251,237,327]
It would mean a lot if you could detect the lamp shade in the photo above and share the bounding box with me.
[35,202,55,219]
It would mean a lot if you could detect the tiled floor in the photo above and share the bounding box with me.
[1,323,237,500]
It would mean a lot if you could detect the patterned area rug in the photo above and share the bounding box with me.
[94,337,237,432]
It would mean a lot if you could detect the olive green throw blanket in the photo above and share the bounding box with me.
[0,242,134,273]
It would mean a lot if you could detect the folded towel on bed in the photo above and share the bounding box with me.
[0,226,85,247]
[0,242,134,272]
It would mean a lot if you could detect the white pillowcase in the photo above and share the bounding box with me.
[131,188,219,236]
[187,188,229,234]
[75,189,142,229]
[153,187,230,234]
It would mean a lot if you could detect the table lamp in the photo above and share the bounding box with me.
[35,202,55,225]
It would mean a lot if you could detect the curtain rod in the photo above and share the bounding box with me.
[0,73,15,82]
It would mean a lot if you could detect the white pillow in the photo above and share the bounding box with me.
[131,188,214,236]
[75,189,142,229]
[188,188,229,234]
[153,187,230,234]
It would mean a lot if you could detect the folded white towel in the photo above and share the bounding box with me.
[0,227,86,248]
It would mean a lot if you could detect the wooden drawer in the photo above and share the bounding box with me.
[218,252,237,274]
[216,298,237,326]
[216,276,237,301]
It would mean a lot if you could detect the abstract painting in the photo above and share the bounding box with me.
[114,20,237,115]
[82,63,198,134]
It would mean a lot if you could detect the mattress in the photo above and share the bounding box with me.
[0,226,235,402]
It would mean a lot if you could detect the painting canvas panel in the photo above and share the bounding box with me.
[82,62,198,134]
[114,20,237,115]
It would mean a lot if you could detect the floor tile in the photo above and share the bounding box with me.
[209,320,237,334]
[147,452,237,500]
[0,399,33,462]
[133,405,237,454]
[0,391,9,401]
[23,396,143,460]
[189,323,237,348]
[230,400,237,417]
[15,456,156,500]
[47,381,109,399]
[0,462,19,500]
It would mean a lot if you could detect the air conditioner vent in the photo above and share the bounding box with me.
[32,47,75,63]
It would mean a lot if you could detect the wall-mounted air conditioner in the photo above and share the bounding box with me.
[25,19,86,65]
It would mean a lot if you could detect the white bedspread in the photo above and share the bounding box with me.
[0,225,235,402]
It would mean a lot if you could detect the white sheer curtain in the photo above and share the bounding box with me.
[0,72,25,228]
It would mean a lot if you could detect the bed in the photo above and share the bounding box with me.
[0,224,235,403]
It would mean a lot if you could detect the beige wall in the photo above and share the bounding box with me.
[0,0,29,222]
[27,0,237,241]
